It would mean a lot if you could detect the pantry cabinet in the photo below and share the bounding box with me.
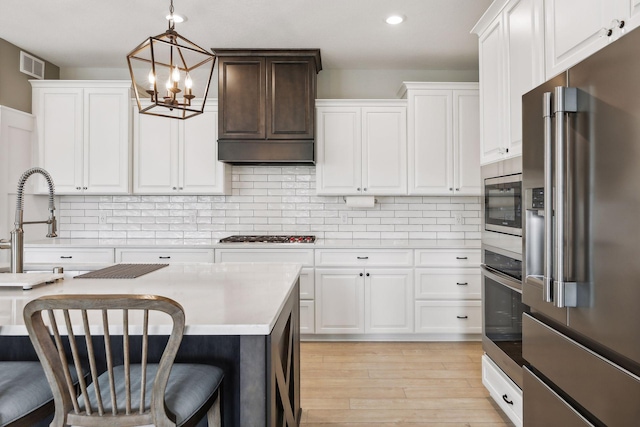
[30,81,131,194]
[315,100,407,196]
[545,0,640,78]
[133,103,230,194]
[472,0,544,165]
[399,82,480,195]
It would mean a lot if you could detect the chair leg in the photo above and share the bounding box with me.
[206,391,221,427]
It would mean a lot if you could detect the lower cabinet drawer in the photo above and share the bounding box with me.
[482,354,523,427]
[415,268,481,299]
[300,300,315,334]
[116,248,214,263]
[215,249,314,267]
[414,301,481,334]
[24,248,115,264]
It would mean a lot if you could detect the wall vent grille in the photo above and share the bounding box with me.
[20,51,45,79]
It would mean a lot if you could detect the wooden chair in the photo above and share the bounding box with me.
[23,294,223,427]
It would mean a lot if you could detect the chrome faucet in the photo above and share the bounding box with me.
[7,168,57,273]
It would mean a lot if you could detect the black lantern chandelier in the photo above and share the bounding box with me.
[126,0,215,119]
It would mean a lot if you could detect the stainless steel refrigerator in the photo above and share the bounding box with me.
[522,28,640,426]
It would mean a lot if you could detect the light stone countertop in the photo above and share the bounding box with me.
[0,262,301,337]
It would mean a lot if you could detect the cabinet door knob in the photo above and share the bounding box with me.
[363,188,367,191]
[76,187,81,190]
[449,187,453,191]
[357,187,361,191]
[455,188,460,191]
[83,187,88,190]
[366,272,370,277]
[173,187,177,190]
[359,273,363,277]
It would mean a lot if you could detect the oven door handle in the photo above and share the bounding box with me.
[481,264,522,293]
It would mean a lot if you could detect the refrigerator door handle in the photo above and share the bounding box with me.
[553,86,578,308]
[543,91,554,303]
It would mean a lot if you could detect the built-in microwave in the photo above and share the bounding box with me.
[484,173,522,237]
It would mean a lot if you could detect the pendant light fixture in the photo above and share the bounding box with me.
[126,0,215,119]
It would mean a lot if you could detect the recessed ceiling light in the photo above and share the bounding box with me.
[166,13,187,23]
[386,15,404,25]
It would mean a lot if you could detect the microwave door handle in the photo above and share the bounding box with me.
[553,86,578,308]
[543,92,554,303]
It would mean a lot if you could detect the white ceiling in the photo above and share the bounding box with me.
[0,0,492,71]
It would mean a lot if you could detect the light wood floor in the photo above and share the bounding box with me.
[299,341,514,427]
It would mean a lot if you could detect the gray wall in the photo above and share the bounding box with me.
[0,39,59,113]
[61,65,478,99]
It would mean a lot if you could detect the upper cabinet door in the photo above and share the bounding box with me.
[180,107,230,194]
[478,17,506,165]
[315,106,362,195]
[504,0,545,158]
[362,107,407,195]
[545,0,615,78]
[133,111,176,193]
[407,90,453,195]
[217,57,266,140]
[83,87,130,194]
[453,90,481,195]
[266,58,315,139]
[34,87,84,194]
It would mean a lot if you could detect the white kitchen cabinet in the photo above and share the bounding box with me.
[315,268,365,334]
[483,355,523,427]
[365,268,413,334]
[315,100,407,196]
[133,103,230,195]
[545,0,640,79]
[414,248,481,337]
[399,83,480,195]
[24,247,115,265]
[116,248,214,263]
[30,81,131,194]
[315,249,414,335]
[472,0,544,165]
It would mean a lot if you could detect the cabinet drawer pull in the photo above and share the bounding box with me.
[456,282,469,286]
[456,256,468,260]
[60,256,73,259]
[357,256,369,260]
[502,394,514,405]
[159,256,171,259]
[456,315,468,319]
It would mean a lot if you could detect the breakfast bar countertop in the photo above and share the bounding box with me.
[0,262,302,336]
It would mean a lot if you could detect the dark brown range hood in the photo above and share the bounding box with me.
[212,49,322,164]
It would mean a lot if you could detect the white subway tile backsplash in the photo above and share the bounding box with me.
[57,166,480,242]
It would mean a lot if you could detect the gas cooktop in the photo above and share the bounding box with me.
[220,235,316,243]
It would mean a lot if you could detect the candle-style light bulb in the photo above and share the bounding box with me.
[172,65,180,83]
[166,78,172,98]
[148,70,156,90]
[185,73,193,96]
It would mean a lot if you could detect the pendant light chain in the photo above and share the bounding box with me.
[168,0,176,30]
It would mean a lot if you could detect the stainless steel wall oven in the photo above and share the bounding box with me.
[481,245,527,388]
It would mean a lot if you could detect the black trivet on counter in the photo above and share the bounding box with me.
[74,264,168,279]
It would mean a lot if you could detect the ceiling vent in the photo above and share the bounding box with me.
[20,51,45,79]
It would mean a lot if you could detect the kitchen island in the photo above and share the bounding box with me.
[0,262,302,427]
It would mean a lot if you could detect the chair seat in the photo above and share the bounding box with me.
[83,364,223,426]
[0,361,78,427]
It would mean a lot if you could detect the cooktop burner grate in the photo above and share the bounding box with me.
[220,235,316,243]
